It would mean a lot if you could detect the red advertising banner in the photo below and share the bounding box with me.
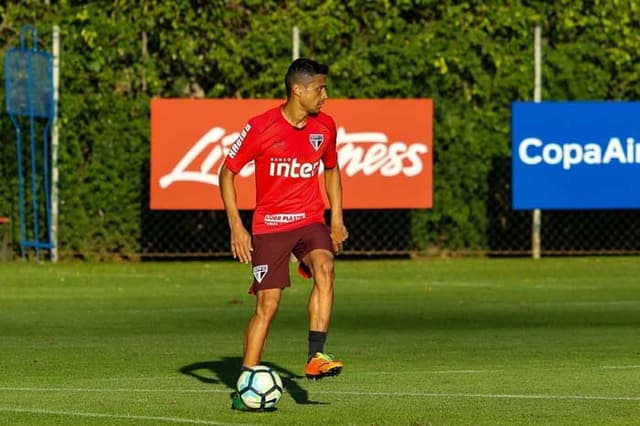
[150,98,432,209]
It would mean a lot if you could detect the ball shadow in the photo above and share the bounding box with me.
[178,356,329,405]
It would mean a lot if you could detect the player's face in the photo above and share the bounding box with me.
[300,74,328,114]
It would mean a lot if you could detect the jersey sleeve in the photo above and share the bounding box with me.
[224,121,261,174]
[321,116,338,169]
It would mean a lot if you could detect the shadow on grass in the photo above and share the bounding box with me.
[179,356,328,405]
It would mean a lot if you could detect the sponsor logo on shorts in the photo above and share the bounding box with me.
[264,213,306,226]
[253,264,268,283]
[309,134,324,151]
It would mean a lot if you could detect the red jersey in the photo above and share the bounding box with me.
[224,105,338,235]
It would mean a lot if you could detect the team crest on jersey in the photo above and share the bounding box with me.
[253,265,268,283]
[309,134,324,151]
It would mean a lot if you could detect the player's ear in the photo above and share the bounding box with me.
[293,83,303,97]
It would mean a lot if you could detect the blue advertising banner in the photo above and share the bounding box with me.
[512,101,640,209]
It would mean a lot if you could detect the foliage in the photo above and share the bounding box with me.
[1,0,640,257]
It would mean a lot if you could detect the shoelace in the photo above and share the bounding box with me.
[316,352,335,361]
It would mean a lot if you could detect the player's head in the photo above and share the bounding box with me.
[285,58,329,114]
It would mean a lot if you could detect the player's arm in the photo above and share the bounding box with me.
[324,164,348,253]
[219,164,252,263]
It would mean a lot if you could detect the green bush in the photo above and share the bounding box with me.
[1,1,639,257]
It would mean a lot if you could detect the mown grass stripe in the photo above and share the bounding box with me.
[1,387,638,401]
[0,406,255,425]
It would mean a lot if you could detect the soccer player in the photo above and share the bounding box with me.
[219,58,348,410]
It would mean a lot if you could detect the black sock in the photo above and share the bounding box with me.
[308,331,327,361]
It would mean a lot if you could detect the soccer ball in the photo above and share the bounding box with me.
[236,365,283,410]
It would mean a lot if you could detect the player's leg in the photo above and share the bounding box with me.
[233,230,294,410]
[242,288,282,367]
[293,223,344,379]
[303,248,343,378]
[242,229,296,366]
[233,290,281,411]
[305,248,335,333]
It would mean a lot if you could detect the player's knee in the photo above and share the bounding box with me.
[255,307,278,324]
[256,295,280,321]
[313,258,335,285]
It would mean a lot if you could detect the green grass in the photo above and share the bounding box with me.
[1,257,639,425]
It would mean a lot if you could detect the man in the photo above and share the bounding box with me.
[219,58,348,410]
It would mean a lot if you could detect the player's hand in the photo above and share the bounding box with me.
[230,225,253,264]
[330,223,348,253]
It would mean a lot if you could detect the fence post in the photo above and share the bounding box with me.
[532,25,542,259]
[292,26,300,61]
[51,25,60,262]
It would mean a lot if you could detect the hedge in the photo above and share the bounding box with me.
[1,1,639,258]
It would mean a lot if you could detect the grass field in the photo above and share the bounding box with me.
[1,257,639,425]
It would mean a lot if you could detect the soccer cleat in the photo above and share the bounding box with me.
[305,352,343,379]
[297,261,312,279]
[230,392,250,411]
[231,391,276,412]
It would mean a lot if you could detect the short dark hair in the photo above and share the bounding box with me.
[285,58,329,96]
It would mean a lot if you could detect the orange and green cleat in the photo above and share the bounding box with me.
[305,352,343,379]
